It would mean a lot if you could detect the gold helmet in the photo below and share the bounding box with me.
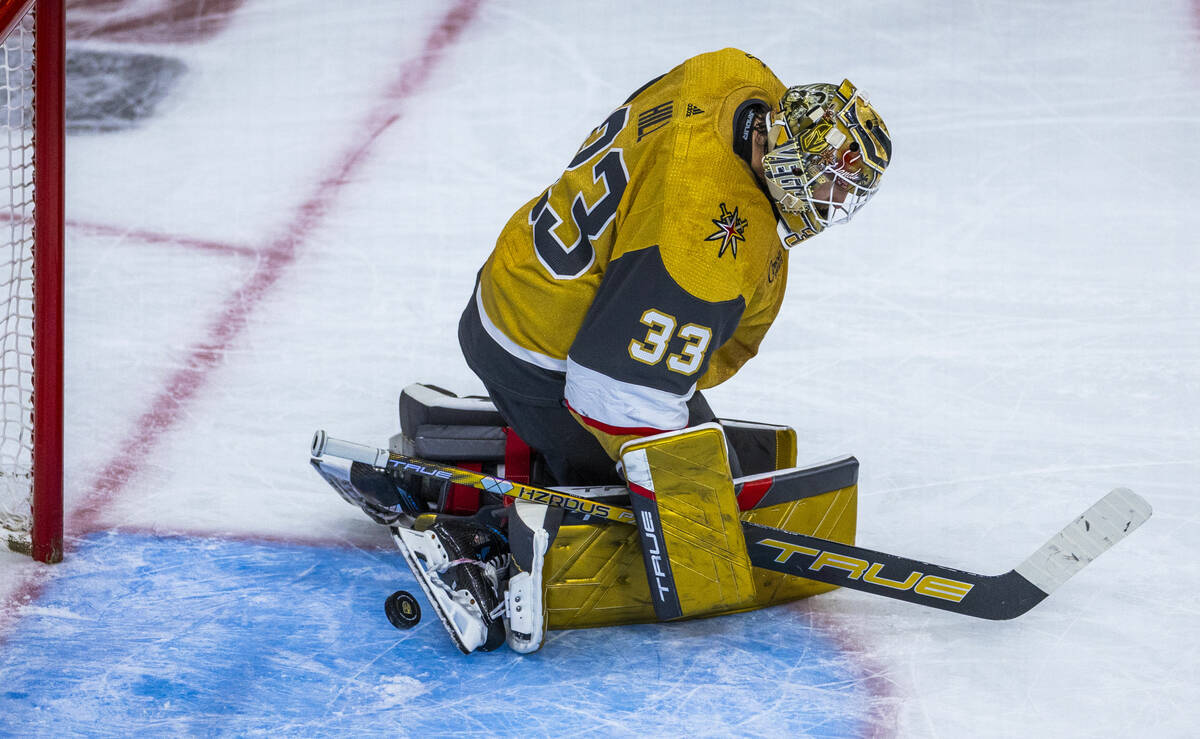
[762,79,891,246]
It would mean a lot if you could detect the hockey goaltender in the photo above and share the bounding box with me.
[313,47,1148,655]
[340,47,893,653]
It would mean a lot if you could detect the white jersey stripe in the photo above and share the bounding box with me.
[475,283,567,373]
[564,357,692,432]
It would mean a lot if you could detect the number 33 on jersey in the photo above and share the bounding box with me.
[472,48,794,446]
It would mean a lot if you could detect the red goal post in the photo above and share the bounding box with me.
[0,0,63,563]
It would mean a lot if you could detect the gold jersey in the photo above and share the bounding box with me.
[465,48,792,440]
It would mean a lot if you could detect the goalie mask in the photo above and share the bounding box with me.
[762,79,891,246]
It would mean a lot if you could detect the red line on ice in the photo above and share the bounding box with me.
[66,220,258,258]
[0,214,254,257]
[810,610,901,738]
[68,0,483,531]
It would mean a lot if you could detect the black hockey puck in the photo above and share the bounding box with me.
[384,590,421,629]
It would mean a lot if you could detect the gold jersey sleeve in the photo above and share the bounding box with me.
[475,49,791,430]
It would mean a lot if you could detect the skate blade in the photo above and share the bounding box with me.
[391,526,486,655]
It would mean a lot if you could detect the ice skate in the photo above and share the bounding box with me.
[391,511,509,654]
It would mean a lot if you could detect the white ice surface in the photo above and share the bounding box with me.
[3,0,1198,736]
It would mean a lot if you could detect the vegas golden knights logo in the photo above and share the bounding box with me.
[705,203,747,258]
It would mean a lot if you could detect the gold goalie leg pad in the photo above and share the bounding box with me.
[620,423,757,621]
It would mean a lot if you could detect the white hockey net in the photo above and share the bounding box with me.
[0,3,40,555]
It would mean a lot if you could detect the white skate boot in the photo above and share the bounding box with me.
[392,511,509,654]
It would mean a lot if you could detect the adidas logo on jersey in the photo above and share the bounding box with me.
[686,103,705,117]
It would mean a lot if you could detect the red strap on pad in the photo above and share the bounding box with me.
[442,461,481,514]
[501,428,533,506]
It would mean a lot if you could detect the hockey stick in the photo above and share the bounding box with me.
[311,431,636,524]
[311,431,1151,620]
[744,485,1151,620]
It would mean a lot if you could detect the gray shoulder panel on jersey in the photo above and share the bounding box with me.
[568,245,745,396]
